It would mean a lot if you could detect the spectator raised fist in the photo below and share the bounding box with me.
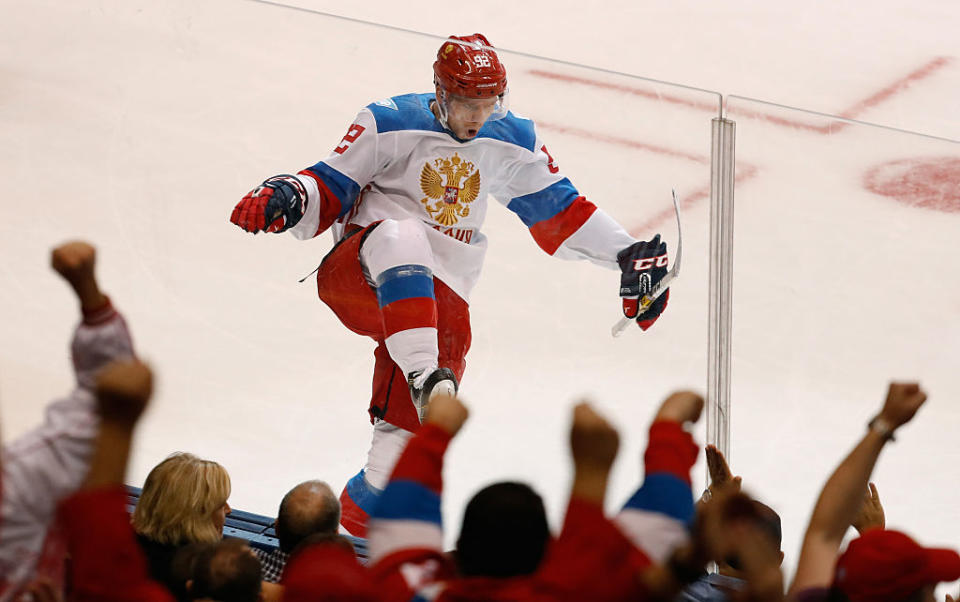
[877,382,927,431]
[51,239,96,275]
[95,360,154,426]
[570,402,620,473]
[51,241,106,310]
[655,390,704,425]
[424,393,469,436]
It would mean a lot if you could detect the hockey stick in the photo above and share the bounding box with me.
[611,189,683,337]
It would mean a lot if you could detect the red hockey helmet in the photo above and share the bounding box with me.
[433,34,508,99]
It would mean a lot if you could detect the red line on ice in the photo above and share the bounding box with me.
[529,56,952,135]
[628,165,758,235]
[527,70,721,114]
[535,121,759,234]
[535,121,710,164]
[838,56,952,122]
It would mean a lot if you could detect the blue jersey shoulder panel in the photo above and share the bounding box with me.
[475,112,537,152]
[366,95,537,150]
[366,93,445,135]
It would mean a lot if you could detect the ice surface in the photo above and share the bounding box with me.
[1,0,957,590]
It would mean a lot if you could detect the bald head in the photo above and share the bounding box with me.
[276,480,341,554]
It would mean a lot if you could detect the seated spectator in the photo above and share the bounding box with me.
[131,452,232,594]
[187,538,262,602]
[789,382,960,600]
[0,241,135,598]
[677,487,785,601]
[169,542,274,602]
[56,358,282,602]
[255,480,340,583]
[680,444,785,601]
[282,539,377,602]
[293,532,357,556]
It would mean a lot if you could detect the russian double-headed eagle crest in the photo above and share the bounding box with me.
[419,153,481,226]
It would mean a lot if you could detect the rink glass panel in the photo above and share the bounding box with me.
[0,3,721,541]
[724,95,960,576]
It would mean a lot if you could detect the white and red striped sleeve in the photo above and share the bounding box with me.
[287,109,378,240]
[0,300,134,597]
[367,424,454,597]
[497,130,636,269]
[614,421,699,564]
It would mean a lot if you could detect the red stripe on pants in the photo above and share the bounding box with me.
[381,297,438,338]
[316,223,471,432]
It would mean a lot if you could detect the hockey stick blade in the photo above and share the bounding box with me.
[612,189,683,337]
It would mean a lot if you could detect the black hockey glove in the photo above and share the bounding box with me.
[230,175,307,234]
[617,235,670,331]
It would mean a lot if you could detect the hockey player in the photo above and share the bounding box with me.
[229,33,670,536]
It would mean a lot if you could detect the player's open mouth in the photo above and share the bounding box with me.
[466,128,478,137]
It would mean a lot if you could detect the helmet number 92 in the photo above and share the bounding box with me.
[473,54,492,68]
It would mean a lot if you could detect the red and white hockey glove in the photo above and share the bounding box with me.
[230,175,307,234]
[617,235,669,331]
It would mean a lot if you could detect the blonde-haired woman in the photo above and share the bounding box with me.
[132,452,232,595]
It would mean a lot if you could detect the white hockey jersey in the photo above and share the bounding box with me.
[0,302,134,600]
[288,93,636,301]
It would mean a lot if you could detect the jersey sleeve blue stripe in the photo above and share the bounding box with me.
[506,178,581,228]
[621,473,695,525]
[304,161,361,217]
[371,480,442,525]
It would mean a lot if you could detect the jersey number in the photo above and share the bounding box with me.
[334,124,366,154]
[541,145,560,174]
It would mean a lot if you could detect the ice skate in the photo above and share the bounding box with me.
[408,367,458,422]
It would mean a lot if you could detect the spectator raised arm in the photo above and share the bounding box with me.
[363,394,467,597]
[788,382,927,594]
[0,241,134,598]
[534,392,705,601]
[618,391,703,565]
[57,359,173,601]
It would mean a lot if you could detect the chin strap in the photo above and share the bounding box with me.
[432,96,450,130]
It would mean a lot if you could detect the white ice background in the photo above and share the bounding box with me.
[2,0,958,591]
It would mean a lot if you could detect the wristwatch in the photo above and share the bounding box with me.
[868,416,896,442]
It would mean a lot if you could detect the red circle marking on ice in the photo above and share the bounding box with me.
[863,156,960,213]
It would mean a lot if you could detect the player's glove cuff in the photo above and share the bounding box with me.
[262,175,308,233]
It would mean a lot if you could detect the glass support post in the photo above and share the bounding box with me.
[707,117,736,464]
